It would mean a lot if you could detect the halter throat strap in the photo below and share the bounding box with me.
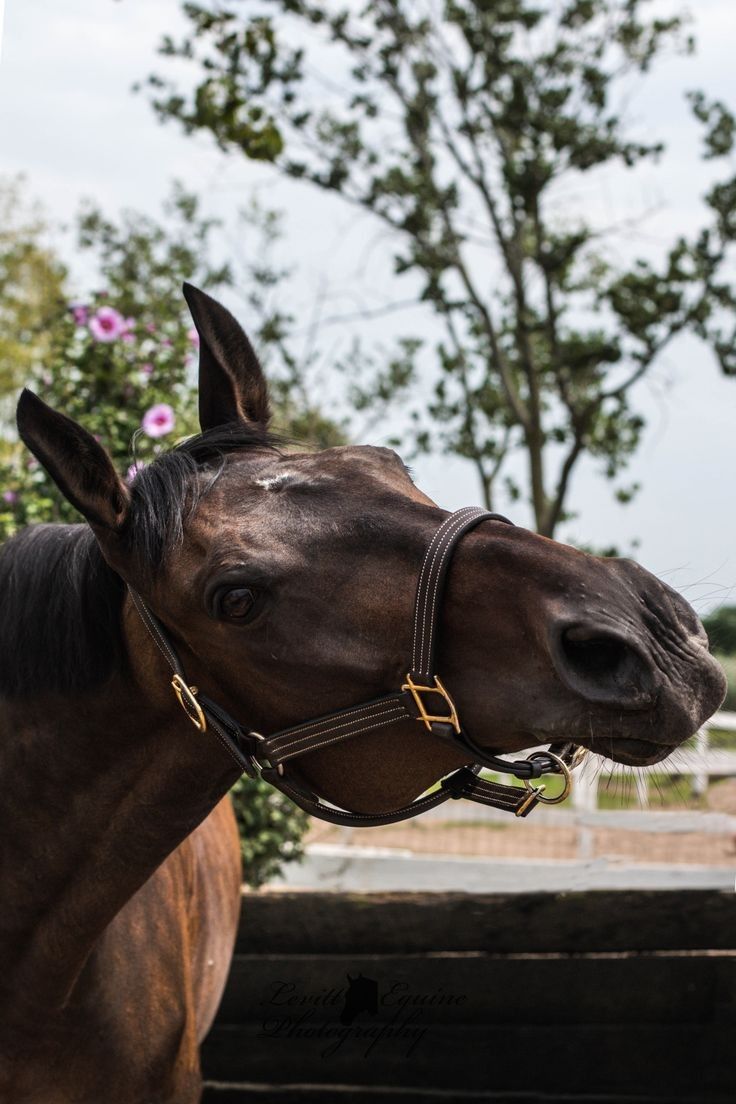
[128,508,584,825]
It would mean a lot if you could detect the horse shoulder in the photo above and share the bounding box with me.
[70,796,241,1093]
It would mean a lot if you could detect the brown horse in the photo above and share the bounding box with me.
[0,285,725,1102]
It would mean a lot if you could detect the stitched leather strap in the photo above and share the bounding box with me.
[128,588,263,777]
[260,691,411,765]
[410,507,510,680]
[259,763,541,825]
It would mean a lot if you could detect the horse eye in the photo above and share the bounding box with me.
[217,587,257,622]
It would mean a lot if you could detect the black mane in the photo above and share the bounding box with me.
[0,524,125,700]
[0,422,278,700]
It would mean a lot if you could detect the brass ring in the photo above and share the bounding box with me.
[522,750,572,805]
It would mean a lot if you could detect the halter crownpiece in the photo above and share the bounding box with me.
[129,508,586,826]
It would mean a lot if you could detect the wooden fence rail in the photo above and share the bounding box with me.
[202,890,736,1103]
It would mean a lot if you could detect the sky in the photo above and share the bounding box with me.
[0,0,735,614]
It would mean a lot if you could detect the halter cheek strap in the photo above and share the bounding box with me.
[128,508,585,826]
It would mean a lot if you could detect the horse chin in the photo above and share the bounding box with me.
[580,737,679,767]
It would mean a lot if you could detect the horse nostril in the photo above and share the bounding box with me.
[554,624,656,708]
[561,626,631,677]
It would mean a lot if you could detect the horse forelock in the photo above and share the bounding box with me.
[125,420,280,578]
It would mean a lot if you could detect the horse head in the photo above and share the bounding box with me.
[16,285,726,816]
[341,974,378,1025]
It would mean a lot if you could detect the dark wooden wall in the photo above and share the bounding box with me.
[202,890,735,1103]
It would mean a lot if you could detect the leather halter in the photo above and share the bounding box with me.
[129,507,585,826]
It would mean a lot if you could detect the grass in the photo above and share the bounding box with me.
[705,727,736,749]
[595,772,708,810]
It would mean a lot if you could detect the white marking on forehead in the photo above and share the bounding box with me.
[253,470,335,492]
[254,472,296,490]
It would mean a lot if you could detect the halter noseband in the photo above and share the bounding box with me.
[129,507,585,826]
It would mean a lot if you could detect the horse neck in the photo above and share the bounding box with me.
[0,574,239,1019]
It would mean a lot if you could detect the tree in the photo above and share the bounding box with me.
[702,607,736,657]
[145,0,736,535]
[0,178,66,409]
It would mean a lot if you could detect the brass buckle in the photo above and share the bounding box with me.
[515,787,543,817]
[520,750,572,807]
[402,673,461,734]
[171,673,207,732]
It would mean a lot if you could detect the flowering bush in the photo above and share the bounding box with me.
[0,287,200,535]
[0,185,336,887]
[1,186,346,538]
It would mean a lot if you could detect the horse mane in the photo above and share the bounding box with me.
[0,422,278,700]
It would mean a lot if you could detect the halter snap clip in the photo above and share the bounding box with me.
[521,750,573,806]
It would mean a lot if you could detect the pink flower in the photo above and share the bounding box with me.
[145,322,157,334]
[140,363,154,377]
[187,327,200,348]
[126,462,146,483]
[70,303,88,326]
[2,490,18,504]
[89,306,128,343]
[142,403,175,439]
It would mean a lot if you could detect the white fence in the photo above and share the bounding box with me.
[279,711,736,892]
[572,709,736,811]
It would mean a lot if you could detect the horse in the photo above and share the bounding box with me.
[0,283,725,1102]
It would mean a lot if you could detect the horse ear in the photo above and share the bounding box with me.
[347,973,354,982]
[183,282,271,431]
[16,389,130,532]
